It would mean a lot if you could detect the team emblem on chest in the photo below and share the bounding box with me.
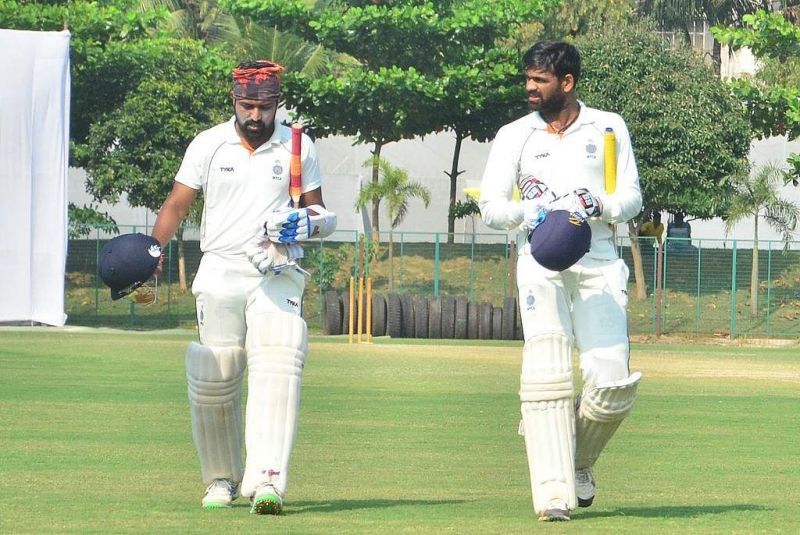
[272,160,284,180]
[585,142,597,159]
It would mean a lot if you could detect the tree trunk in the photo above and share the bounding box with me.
[371,141,382,242]
[388,228,394,292]
[712,40,722,76]
[628,221,647,300]
[750,215,759,315]
[446,131,465,245]
[177,226,187,292]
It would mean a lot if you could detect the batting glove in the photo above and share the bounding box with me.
[519,176,555,231]
[244,236,304,275]
[552,188,603,219]
[265,204,337,244]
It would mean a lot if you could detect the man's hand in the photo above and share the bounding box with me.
[552,188,603,219]
[519,176,555,231]
[264,204,337,244]
[244,236,304,275]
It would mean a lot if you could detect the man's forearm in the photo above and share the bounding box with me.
[152,203,189,246]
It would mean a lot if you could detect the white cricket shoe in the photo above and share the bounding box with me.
[539,499,570,522]
[250,483,284,515]
[576,467,596,507]
[201,478,239,510]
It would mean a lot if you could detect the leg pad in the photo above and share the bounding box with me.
[186,342,246,484]
[575,371,642,469]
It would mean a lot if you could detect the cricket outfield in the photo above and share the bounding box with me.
[1,328,798,534]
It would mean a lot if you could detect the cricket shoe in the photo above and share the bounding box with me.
[201,478,239,510]
[576,467,596,507]
[250,483,283,515]
[539,499,570,522]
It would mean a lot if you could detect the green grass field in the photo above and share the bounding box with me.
[1,328,799,534]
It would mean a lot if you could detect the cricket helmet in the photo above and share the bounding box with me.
[99,233,162,300]
[529,210,591,271]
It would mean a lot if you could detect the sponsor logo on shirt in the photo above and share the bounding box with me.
[219,166,234,172]
[586,142,597,159]
[533,152,550,160]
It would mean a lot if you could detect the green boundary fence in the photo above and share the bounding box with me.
[66,225,800,338]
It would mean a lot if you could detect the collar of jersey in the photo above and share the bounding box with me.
[224,117,290,149]
[529,101,597,131]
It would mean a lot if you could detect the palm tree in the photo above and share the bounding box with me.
[724,163,800,315]
[354,157,432,291]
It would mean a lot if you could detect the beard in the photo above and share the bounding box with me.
[529,90,567,115]
[237,118,266,141]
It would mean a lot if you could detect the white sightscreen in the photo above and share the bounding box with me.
[0,29,70,326]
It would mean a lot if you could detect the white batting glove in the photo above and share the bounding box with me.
[264,204,337,244]
[519,176,555,231]
[552,188,603,219]
[244,237,304,275]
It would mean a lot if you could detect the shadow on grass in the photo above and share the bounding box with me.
[284,498,469,515]
[578,503,769,520]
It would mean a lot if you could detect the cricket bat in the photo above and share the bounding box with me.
[290,123,303,208]
[604,127,616,194]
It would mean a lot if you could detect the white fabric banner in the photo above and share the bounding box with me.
[0,29,71,326]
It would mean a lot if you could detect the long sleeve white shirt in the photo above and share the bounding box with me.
[479,102,642,260]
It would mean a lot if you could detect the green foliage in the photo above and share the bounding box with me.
[283,65,444,144]
[574,23,751,218]
[449,198,480,220]
[0,0,169,148]
[304,245,341,291]
[711,9,800,61]
[355,157,431,229]
[78,39,232,212]
[534,0,637,40]
[67,203,118,239]
[712,9,800,184]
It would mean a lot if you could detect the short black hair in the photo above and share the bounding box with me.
[522,41,581,82]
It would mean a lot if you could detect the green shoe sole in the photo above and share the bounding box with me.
[250,495,283,515]
[202,502,231,510]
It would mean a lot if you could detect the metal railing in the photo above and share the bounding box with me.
[66,225,800,338]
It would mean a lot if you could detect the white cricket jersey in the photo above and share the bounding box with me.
[174,118,322,256]
[479,102,642,260]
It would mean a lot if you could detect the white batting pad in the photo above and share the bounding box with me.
[185,342,246,484]
[519,333,577,513]
[240,312,308,498]
[575,371,642,469]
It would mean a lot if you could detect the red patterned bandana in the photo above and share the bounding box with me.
[231,60,285,101]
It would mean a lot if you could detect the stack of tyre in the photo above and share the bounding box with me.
[321,290,521,340]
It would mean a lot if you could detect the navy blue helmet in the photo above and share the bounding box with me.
[529,210,591,271]
[99,233,162,300]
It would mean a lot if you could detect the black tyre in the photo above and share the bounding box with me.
[478,302,493,340]
[428,296,442,339]
[340,292,352,335]
[386,293,403,338]
[441,296,456,339]
[502,296,517,341]
[454,297,468,339]
[400,294,415,338]
[492,307,503,340]
[414,297,429,339]
[467,301,479,340]
[371,294,387,337]
[322,290,342,335]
